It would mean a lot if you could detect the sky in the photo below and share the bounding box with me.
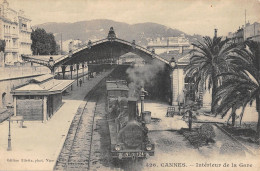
[5,0,260,37]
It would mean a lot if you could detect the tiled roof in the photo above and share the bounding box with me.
[40,79,57,90]
[12,78,74,95]
[178,54,191,64]
[15,83,46,91]
[30,74,54,83]
[106,82,129,91]
[50,80,75,92]
[159,49,190,62]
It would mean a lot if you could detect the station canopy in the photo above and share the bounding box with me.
[11,74,74,95]
[21,27,169,69]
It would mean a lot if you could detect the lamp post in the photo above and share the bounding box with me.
[140,87,145,114]
[140,87,148,115]
[169,57,177,106]
[6,104,13,151]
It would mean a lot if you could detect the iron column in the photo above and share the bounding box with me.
[82,63,84,83]
[76,64,79,86]
[62,66,66,79]
[70,65,73,90]
[6,104,13,151]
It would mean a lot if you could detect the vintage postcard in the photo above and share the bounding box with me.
[0,0,259,170]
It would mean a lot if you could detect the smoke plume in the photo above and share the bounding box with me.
[126,60,165,98]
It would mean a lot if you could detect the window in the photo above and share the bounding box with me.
[17,96,25,100]
[2,92,6,106]
[184,77,195,101]
[34,96,42,100]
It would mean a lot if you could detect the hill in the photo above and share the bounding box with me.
[34,19,202,50]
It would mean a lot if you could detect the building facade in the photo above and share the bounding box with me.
[118,53,145,66]
[170,54,211,109]
[244,22,260,42]
[147,34,191,54]
[0,0,32,65]
[68,39,83,52]
[227,21,260,43]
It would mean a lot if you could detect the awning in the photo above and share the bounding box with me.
[12,77,75,95]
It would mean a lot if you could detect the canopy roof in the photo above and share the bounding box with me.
[12,74,74,95]
[21,27,169,69]
[106,80,129,91]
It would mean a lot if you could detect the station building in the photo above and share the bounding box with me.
[11,74,74,122]
[160,50,211,109]
[0,0,32,65]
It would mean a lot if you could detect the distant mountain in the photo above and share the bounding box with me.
[34,19,202,50]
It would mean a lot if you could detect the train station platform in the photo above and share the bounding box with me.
[0,69,113,171]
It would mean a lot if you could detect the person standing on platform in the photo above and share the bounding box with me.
[79,79,82,87]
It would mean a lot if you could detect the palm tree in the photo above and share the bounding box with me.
[214,40,260,140]
[213,75,254,126]
[185,36,237,113]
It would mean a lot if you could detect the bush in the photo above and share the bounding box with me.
[198,123,216,143]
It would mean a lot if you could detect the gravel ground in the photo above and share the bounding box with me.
[92,99,260,171]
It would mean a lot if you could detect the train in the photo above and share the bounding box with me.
[106,80,155,160]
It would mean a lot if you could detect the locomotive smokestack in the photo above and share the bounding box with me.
[214,28,218,38]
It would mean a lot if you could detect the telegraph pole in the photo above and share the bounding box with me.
[244,9,247,40]
[60,33,63,55]
[245,9,246,26]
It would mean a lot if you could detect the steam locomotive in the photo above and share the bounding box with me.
[106,80,154,160]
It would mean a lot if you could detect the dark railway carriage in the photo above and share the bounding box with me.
[106,80,155,160]
[106,80,129,112]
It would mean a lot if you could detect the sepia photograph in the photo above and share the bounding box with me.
[0,0,259,170]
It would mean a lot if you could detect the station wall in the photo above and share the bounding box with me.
[16,98,43,120]
[0,76,36,108]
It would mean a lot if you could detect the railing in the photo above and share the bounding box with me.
[11,34,19,38]
[5,47,19,53]
[21,55,49,67]
[21,28,32,32]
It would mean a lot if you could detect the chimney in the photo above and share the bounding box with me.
[214,29,218,38]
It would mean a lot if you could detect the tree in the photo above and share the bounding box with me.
[213,69,253,126]
[31,28,58,55]
[214,40,260,140]
[185,36,237,113]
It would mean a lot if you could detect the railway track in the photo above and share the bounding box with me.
[54,81,104,171]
